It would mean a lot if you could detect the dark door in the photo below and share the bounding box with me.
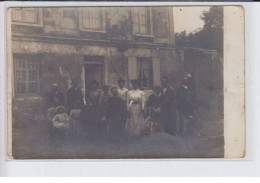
[84,63,103,98]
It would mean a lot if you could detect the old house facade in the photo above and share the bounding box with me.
[10,7,185,125]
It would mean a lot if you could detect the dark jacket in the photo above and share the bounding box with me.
[146,94,163,109]
[46,90,65,108]
[161,86,176,113]
[66,87,84,112]
[160,86,177,135]
[176,85,196,115]
[106,95,127,135]
[107,96,127,122]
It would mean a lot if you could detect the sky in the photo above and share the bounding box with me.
[173,6,211,33]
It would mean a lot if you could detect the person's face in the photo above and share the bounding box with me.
[161,79,168,87]
[111,88,118,96]
[118,81,124,88]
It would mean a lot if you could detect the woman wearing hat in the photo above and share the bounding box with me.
[125,79,146,137]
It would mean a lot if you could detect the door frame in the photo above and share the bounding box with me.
[83,61,104,96]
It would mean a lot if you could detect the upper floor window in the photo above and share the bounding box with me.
[11,8,43,26]
[14,55,40,96]
[132,7,153,35]
[80,7,105,31]
[12,8,38,24]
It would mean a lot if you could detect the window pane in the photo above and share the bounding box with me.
[143,69,149,87]
[16,70,26,82]
[140,25,146,34]
[137,58,153,88]
[14,55,40,96]
[12,8,22,22]
[93,17,100,29]
[133,7,148,34]
[82,8,101,29]
[16,83,26,94]
[16,59,25,69]
[12,8,37,24]
[28,59,37,69]
[23,8,37,23]
[29,82,38,93]
[29,70,37,81]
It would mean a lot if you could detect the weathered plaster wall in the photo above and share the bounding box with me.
[184,49,223,120]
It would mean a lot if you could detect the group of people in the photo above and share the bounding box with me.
[46,73,196,141]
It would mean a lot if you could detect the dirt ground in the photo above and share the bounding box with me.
[11,115,224,159]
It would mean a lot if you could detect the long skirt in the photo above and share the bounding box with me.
[126,103,146,136]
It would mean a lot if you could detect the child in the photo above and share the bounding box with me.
[52,106,70,129]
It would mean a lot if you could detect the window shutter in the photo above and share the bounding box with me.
[12,8,22,22]
[23,8,36,23]
[152,57,161,86]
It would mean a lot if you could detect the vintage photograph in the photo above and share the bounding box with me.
[6,5,240,159]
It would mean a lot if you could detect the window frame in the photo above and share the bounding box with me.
[137,57,154,89]
[14,54,41,97]
[11,8,43,27]
[132,7,153,36]
[79,7,106,32]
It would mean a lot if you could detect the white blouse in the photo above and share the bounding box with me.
[118,87,128,101]
[126,89,145,110]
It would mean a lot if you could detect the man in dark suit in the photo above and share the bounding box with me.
[66,77,84,114]
[176,76,196,136]
[106,87,127,141]
[160,76,177,136]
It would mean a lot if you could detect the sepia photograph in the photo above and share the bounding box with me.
[6,5,244,159]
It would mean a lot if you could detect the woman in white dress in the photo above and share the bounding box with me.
[126,79,146,136]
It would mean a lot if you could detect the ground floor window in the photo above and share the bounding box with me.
[14,54,40,96]
[137,57,153,89]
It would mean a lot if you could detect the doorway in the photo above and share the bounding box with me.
[84,62,103,98]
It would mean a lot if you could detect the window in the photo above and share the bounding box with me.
[12,8,38,24]
[81,7,104,30]
[137,58,153,89]
[14,55,40,96]
[132,7,152,35]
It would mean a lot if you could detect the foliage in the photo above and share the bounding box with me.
[175,6,223,55]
